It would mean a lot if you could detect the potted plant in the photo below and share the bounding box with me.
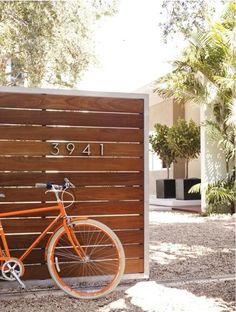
[168,119,201,200]
[149,123,177,198]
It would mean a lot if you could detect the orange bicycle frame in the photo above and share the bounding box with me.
[0,202,86,265]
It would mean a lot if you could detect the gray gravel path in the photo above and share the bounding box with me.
[0,210,235,312]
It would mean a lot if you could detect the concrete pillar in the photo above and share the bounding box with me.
[200,104,230,212]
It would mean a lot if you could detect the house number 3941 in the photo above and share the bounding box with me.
[50,143,104,156]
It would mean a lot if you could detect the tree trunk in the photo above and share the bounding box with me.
[225,158,230,182]
[167,164,170,179]
[185,159,189,179]
[230,202,235,214]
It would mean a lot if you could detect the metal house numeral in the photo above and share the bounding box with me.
[50,143,104,156]
[100,143,104,156]
[82,144,91,156]
[50,143,60,156]
[66,143,75,155]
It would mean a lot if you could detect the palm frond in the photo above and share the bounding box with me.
[226,101,236,126]
[207,186,234,205]
[188,183,201,194]
[214,75,236,92]
[206,177,236,208]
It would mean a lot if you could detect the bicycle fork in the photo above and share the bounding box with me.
[64,220,87,261]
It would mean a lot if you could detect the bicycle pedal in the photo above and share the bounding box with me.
[19,284,26,290]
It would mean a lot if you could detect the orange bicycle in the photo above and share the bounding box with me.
[0,178,125,299]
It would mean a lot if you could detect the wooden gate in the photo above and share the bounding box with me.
[0,87,148,280]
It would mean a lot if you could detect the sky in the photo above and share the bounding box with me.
[78,0,186,93]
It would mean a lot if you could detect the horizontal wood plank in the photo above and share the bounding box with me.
[0,187,143,203]
[22,258,144,279]
[0,109,143,128]
[0,93,144,113]
[0,126,143,142]
[10,244,144,264]
[0,201,144,216]
[1,216,144,233]
[0,172,143,186]
[0,157,143,171]
[5,230,144,249]
[0,141,143,157]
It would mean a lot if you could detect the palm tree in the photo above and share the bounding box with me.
[154,2,236,213]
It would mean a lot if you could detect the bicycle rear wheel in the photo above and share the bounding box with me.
[47,219,125,299]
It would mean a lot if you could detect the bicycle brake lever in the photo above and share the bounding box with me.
[64,178,75,188]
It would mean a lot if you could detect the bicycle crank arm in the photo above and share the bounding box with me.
[11,270,26,289]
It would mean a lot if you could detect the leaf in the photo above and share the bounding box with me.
[188,183,201,193]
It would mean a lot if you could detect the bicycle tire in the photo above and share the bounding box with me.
[47,219,125,299]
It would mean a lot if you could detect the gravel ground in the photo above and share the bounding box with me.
[0,210,235,312]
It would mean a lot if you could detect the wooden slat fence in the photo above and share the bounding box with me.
[0,90,146,280]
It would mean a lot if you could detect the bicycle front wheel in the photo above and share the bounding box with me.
[47,219,125,299]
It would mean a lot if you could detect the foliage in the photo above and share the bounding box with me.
[149,123,176,179]
[156,1,236,106]
[149,120,200,179]
[155,2,236,212]
[189,177,236,214]
[159,0,226,41]
[0,0,118,87]
[205,176,236,214]
[168,119,200,178]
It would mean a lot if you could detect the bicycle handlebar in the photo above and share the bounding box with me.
[35,178,75,190]
[35,183,48,189]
